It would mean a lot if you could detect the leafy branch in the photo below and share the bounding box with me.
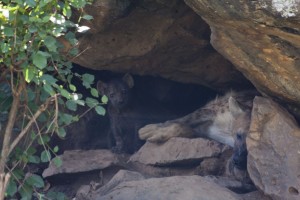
[0,0,106,199]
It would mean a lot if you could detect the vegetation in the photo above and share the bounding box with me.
[0,0,106,199]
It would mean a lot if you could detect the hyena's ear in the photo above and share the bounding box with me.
[122,73,134,88]
[97,80,107,95]
[229,97,246,117]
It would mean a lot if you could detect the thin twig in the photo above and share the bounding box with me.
[71,45,91,61]
[45,94,59,135]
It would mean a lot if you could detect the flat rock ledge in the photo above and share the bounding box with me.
[130,137,226,166]
[43,149,123,178]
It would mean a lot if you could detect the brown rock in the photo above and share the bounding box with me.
[73,1,249,90]
[247,96,300,200]
[96,175,240,200]
[80,0,132,33]
[130,137,225,166]
[79,170,145,200]
[196,157,225,176]
[184,0,300,107]
[93,170,145,197]
[42,150,122,178]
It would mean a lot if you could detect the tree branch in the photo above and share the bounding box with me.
[8,96,55,156]
[0,173,10,200]
[0,82,22,173]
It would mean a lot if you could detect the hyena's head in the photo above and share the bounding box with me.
[229,97,251,170]
[97,74,134,110]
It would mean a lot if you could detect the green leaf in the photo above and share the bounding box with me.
[82,73,94,89]
[82,14,93,20]
[32,51,48,69]
[53,157,63,168]
[41,150,51,163]
[53,146,59,153]
[38,135,50,145]
[86,97,99,108]
[65,32,77,45]
[82,73,94,83]
[41,74,58,85]
[23,66,35,83]
[26,0,37,7]
[68,48,79,56]
[26,147,37,155]
[63,4,72,18]
[3,27,14,37]
[26,174,44,188]
[28,25,37,33]
[70,0,86,8]
[44,36,57,52]
[43,84,55,96]
[75,99,85,106]
[19,183,33,200]
[12,169,24,180]
[37,112,48,123]
[60,89,71,99]
[101,95,108,104]
[69,84,76,92]
[39,0,52,8]
[0,42,9,53]
[28,155,40,164]
[95,105,106,115]
[6,180,17,197]
[57,127,66,138]
[66,100,77,111]
[30,132,37,140]
[60,113,73,125]
[90,88,99,98]
[21,155,29,163]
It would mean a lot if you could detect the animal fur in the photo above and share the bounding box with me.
[139,90,257,169]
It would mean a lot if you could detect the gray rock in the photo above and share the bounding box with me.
[130,137,225,166]
[203,176,256,194]
[77,170,145,200]
[43,150,121,178]
[247,97,300,200]
[81,0,132,33]
[184,0,300,109]
[94,170,145,197]
[96,175,240,200]
[71,0,248,91]
[240,191,272,200]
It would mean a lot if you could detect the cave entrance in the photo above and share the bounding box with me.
[60,65,247,152]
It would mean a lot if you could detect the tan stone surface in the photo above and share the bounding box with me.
[247,97,300,200]
[185,0,300,107]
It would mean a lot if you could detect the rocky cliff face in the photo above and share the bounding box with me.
[184,0,300,112]
[72,0,300,113]
[51,0,300,199]
[72,0,252,90]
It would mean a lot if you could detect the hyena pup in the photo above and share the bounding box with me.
[97,74,170,154]
[97,74,137,154]
[139,91,256,170]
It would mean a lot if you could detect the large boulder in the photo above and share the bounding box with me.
[184,0,300,109]
[247,97,300,200]
[76,170,145,200]
[95,175,241,200]
[72,0,250,90]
